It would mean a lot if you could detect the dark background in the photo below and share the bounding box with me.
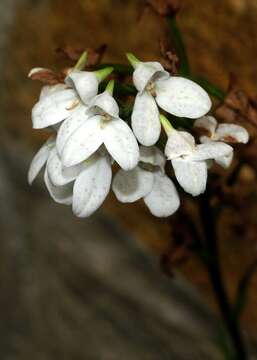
[0,0,257,358]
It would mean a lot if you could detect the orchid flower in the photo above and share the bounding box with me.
[30,51,113,129]
[28,135,112,217]
[194,116,249,168]
[127,53,212,146]
[160,116,233,196]
[112,146,180,217]
[61,80,140,171]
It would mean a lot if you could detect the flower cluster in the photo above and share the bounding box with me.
[28,52,249,218]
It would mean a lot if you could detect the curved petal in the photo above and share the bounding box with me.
[165,130,195,159]
[47,148,84,186]
[112,167,154,203]
[144,172,180,217]
[39,84,68,100]
[133,61,169,92]
[32,89,78,129]
[28,136,55,184]
[87,91,119,118]
[171,158,207,196]
[65,70,99,104]
[131,92,161,146]
[62,115,102,167]
[139,146,165,170]
[194,116,217,137]
[215,124,249,144]
[56,105,89,156]
[44,169,73,205]
[215,152,234,169]
[156,77,211,118]
[190,142,233,161]
[103,118,139,170]
[72,154,112,217]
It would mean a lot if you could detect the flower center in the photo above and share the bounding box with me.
[139,161,159,173]
[146,81,156,97]
[100,113,112,128]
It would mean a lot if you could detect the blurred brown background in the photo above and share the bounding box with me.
[1,0,257,359]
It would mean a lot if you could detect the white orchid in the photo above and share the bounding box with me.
[28,135,112,217]
[194,116,249,168]
[61,80,140,171]
[127,53,212,146]
[30,51,113,129]
[160,116,233,196]
[112,146,180,217]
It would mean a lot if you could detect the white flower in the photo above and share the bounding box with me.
[194,116,249,168]
[30,66,113,129]
[164,127,233,196]
[28,136,112,217]
[127,53,212,146]
[112,146,180,217]
[61,81,140,171]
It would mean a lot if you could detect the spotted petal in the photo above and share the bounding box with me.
[32,88,78,129]
[131,91,160,146]
[39,84,68,100]
[56,105,89,156]
[44,169,73,205]
[28,136,55,184]
[65,70,99,104]
[112,166,154,203]
[156,77,211,118]
[87,91,119,118]
[62,115,102,167]
[215,124,249,144]
[103,118,139,170]
[47,148,84,186]
[72,154,112,218]
[139,146,165,170]
[194,116,217,137]
[144,172,180,217]
[165,130,195,159]
[133,61,169,92]
[190,142,233,161]
[172,158,207,196]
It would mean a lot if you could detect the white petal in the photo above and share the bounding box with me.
[139,146,165,169]
[65,70,99,104]
[62,115,102,167]
[44,169,73,205]
[133,61,169,92]
[131,92,161,146]
[47,148,84,186]
[165,130,195,159]
[172,158,207,196]
[87,91,119,118]
[194,116,217,137]
[56,105,89,156]
[32,89,78,129]
[215,152,234,169]
[72,154,112,217]
[112,167,154,203]
[190,142,233,161]
[215,124,249,144]
[103,118,139,170]
[144,172,180,217]
[39,84,68,100]
[156,77,211,118]
[28,136,55,184]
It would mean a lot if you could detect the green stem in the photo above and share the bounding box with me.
[199,190,247,360]
[168,17,191,76]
